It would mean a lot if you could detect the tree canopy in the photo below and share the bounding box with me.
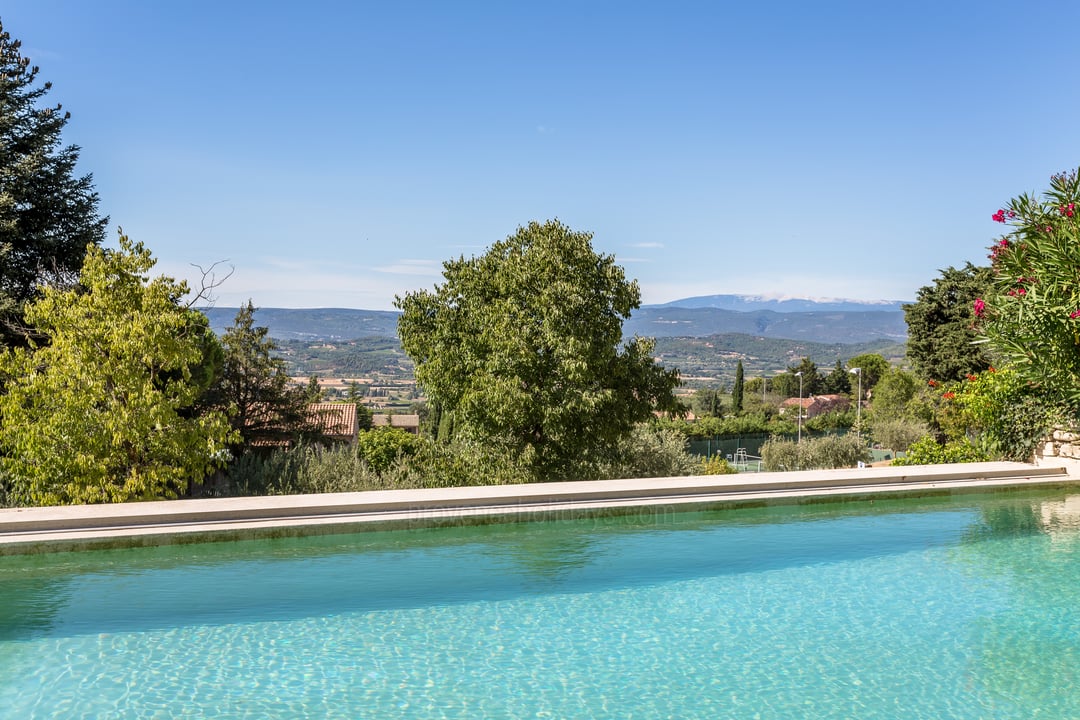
[821,360,852,395]
[771,358,822,398]
[904,263,994,383]
[845,353,890,396]
[0,237,234,505]
[395,220,680,479]
[0,20,106,343]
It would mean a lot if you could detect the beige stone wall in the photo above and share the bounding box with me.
[1035,429,1080,476]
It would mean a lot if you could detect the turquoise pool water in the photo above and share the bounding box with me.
[2,490,1079,718]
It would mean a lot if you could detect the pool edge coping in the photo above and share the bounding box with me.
[1,461,1075,554]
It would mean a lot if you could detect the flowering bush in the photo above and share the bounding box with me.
[977,169,1080,407]
[952,367,1064,460]
[910,366,1063,461]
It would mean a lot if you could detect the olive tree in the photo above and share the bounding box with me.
[395,220,680,480]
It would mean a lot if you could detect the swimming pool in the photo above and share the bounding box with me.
[2,489,1079,718]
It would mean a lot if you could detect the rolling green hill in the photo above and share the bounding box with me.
[203,306,908,389]
[277,333,905,390]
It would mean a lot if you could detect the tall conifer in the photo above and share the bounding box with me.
[0,19,107,344]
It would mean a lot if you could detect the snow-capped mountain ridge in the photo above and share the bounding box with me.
[651,294,908,313]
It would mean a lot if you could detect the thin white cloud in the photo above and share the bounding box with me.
[156,258,433,311]
[373,259,442,276]
[617,257,651,264]
[630,242,665,249]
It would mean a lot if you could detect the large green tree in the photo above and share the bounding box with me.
[0,237,234,505]
[771,358,822,398]
[845,353,890,396]
[821,359,852,395]
[869,367,920,420]
[904,263,994,383]
[0,20,107,343]
[395,220,681,479]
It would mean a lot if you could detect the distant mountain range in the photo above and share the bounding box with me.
[201,307,400,340]
[625,307,906,343]
[201,294,910,345]
[657,294,908,313]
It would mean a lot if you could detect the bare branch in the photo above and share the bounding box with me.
[186,260,234,308]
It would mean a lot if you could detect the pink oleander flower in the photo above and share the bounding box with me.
[942,391,956,400]
[928,379,937,387]
[973,298,986,317]
[992,209,1006,223]
[1071,310,1080,319]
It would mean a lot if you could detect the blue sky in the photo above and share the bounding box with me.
[6,1,1080,310]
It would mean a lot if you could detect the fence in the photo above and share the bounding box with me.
[687,429,856,472]
[688,433,772,461]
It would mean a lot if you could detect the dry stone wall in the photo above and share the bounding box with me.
[1036,428,1080,475]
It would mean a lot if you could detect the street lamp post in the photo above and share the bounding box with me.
[795,371,804,444]
[849,367,862,438]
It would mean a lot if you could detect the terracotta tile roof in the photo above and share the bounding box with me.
[780,394,851,418]
[308,403,359,441]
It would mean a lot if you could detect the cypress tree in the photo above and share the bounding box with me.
[732,360,745,413]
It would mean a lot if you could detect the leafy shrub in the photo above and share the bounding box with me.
[222,419,733,497]
[951,367,1067,461]
[804,409,855,432]
[601,425,702,479]
[761,434,870,471]
[718,413,774,435]
[656,412,796,440]
[891,436,989,466]
[224,445,388,496]
[761,437,803,472]
[393,437,533,488]
[871,418,929,453]
[356,426,422,472]
[700,455,738,475]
